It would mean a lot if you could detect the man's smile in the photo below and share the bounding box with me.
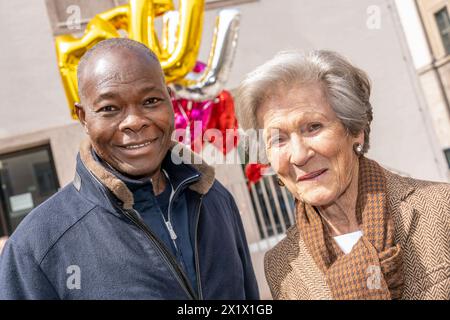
[118,137,158,149]
[114,137,161,157]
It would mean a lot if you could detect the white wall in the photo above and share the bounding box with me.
[0,0,448,182]
[199,0,449,182]
[394,0,432,69]
[0,0,71,139]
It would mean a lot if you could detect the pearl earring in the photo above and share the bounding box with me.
[353,143,363,156]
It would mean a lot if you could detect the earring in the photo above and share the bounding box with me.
[277,177,285,187]
[353,143,363,156]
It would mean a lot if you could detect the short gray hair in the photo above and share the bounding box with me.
[235,50,373,153]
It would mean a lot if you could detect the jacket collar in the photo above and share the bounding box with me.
[384,169,415,203]
[383,169,417,245]
[287,166,417,247]
[78,139,215,210]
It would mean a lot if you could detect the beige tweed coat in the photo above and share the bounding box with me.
[264,169,450,300]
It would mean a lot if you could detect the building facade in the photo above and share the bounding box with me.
[1,0,449,298]
[395,0,450,172]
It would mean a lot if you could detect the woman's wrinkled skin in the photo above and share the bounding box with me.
[259,82,364,235]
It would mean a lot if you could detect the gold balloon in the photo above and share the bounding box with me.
[55,17,120,118]
[128,0,161,56]
[96,0,204,81]
[97,5,129,30]
[171,9,241,101]
[159,0,204,82]
[55,0,204,118]
[161,11,179,55]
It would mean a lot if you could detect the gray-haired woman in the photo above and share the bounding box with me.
[236,50,450,300]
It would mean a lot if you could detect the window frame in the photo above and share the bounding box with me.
[444,148,450,169]
[0,144,60,236]
[434,6,450,56]
[45,0,259,36]
[0,193,8,237]
[45,0,124,36]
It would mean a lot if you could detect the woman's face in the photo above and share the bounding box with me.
[258,82,363,206]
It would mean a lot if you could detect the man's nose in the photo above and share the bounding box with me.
[289,134,313,167]
[119,107,150,133]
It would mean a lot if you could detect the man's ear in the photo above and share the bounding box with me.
[74,103,88,133]
[166,86,174,99]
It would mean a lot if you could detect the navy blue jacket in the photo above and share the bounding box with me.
[0,141,259,299]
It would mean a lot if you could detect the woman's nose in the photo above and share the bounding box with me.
[289,134,313,167]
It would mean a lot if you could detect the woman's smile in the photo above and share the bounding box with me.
[297,168,328,182]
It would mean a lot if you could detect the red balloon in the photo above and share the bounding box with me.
[245,163,270,186]
[206,90,239,154]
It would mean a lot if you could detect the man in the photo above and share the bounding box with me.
[0,237,7,254]
[0,38,259,299]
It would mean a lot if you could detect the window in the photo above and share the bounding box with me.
[205,0,258,10]
[435,7,450,55]
[444,148,450,169]
[45,0,126,35]
[0,145,59,235]
[45,0,258,35]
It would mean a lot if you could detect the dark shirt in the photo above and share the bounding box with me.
[92,152,197,292]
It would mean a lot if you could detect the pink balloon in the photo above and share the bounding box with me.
[170,79,214,150]
[193,61,207,74]
[175,114,187,129]
[190,108,201,120]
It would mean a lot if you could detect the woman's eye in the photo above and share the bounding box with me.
[269,135,285,146]
[307,123,322,132]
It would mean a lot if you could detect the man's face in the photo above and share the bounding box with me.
[76,49,174,178]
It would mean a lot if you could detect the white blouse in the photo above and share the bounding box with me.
[333,230,363,254]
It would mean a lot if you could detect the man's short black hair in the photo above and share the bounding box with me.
[77,38,160,101]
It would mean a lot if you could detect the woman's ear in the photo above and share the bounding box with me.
[356,130,365,145]
[74,103,88,134]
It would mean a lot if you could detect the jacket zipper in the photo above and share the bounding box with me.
[165,174,200,247]
[86,167,199,299]
[163,174,201,297]
[194,195,204,300]
[157,172,204,299]
[120,207,197,299]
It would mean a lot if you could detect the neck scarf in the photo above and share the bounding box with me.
[296,157,404,299]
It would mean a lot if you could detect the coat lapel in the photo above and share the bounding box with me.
[384,170,416,246]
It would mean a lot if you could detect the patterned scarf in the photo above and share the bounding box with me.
[296,157,404,299]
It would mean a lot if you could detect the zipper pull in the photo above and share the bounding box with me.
[165,221,178,240]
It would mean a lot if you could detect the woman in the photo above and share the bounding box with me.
[236,50,450,300]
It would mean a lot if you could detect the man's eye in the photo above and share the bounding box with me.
[144,98,161,106]
[98,105,118,112]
